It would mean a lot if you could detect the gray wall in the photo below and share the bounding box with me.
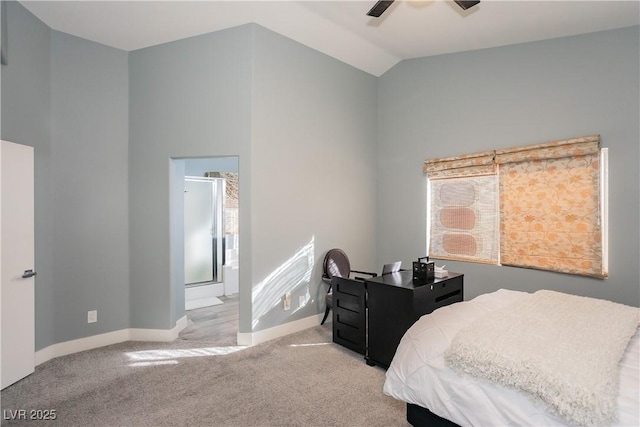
[250,26,378,331]
[4,7,378,345]
[50,31,130,342]
[1,1,53,349]
[184,157,238,176]
[129,25,254,330]
[1,3,129,349]
[130,24,378,333]
[377,27,640,306]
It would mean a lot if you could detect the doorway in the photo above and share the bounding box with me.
[172,156,239,343]
[184,174,239,310]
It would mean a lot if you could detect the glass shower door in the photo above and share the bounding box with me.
[184,177,225,285]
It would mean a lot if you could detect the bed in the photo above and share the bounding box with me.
[383,289,640,427]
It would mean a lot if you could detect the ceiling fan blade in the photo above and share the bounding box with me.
[366,0,395,18]
[454,0,480,10]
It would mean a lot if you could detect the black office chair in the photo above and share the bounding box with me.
[321,248,377,325]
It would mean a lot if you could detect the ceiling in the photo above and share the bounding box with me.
[19,1,640,76]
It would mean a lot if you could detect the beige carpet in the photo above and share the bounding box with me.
[1,325,408,426]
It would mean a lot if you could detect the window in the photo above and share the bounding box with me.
[425,151,499,264]
[425,135,608,279]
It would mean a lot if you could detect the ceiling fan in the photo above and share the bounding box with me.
[367,0,480,18]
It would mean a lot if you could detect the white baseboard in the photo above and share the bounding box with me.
[237,313,324,346]
[34,315,188,366]
[129,315,188,342]
[34,329,130,366]
[35,314,323,366]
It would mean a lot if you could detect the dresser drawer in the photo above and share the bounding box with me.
[335,292,361,313]
[335,277,365,297]
[334,323,365,355]
[334,306,360,328]
[335,323,362,344]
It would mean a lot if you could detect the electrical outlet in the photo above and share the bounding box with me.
[87,310,97,323]
[299,295,306,308]
[284,293,291,311]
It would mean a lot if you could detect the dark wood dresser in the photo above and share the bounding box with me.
[366,271,463,368]
[332,270,464,368]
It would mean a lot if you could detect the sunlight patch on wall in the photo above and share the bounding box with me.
[252,236,315,329]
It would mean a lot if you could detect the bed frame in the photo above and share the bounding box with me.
[407,403,460,427]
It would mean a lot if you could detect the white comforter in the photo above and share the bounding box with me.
[383,289,640,427]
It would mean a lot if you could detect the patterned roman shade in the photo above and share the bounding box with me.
[423,150,495,178]
[425,151,499,265]
[496,135,605,278]
[424,135,607,278]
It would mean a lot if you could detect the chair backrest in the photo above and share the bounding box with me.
[323,248,351,279]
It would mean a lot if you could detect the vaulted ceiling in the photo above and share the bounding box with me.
[20,1,640,76]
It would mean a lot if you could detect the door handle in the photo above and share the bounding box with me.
[22,269,37,279]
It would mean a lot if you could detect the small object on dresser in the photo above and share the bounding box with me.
[413,257,434,284]
[434,265,448,278]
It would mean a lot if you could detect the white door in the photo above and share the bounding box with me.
[1,140,35,389]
